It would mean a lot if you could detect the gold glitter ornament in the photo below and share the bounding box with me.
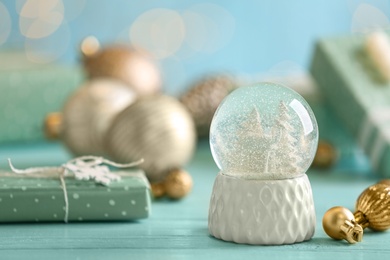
[81,36,161,96]
[378,179,390,185]
[61,79,136,156]
[180,74,236,137]
[104,95,196,182]
[323,182,390,243]
[164,169,193,199]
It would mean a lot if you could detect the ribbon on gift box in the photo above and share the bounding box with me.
[358,107,390,171]
[5,156,144,223]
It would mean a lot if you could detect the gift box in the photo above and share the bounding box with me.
[310,34,390,177]
[0,168,151,222]
[0,51,83,143]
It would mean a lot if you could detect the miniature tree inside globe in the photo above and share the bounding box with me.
[208,82,318,245]
[209,82,318,179]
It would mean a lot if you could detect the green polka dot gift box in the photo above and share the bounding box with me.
[0,168,151,222]
[310,32,390,177]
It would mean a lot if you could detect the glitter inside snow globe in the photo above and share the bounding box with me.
[208,82,318,245]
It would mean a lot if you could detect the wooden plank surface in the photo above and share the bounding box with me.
[0,140,388,259]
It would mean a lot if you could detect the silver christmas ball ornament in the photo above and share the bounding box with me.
[104,95,196,181]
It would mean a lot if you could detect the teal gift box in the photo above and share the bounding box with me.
[0,168,151,222]
[0,51,83,143]
[310,34,390,177]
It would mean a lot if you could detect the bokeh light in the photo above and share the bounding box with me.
[0,2,11,46]
[63,0,87,21]
[19,0,64,39]
[181,10,216,53]
[80,36,100,57]
[347,0,390,13]
[351,3,390,33]
[184,3,235,54]
[130,8,186,59]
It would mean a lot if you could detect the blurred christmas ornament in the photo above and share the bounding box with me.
[164,169,193,200]
[61,79,136,156]
[323,181,390,244]
[44,112,63,140]
[105,95,196,182]
[378,179,390,185]
[311,140,338,169]
[81,36,161,96]
[180,74,236,137]
[150,182,166,199]
[365,31,390,82]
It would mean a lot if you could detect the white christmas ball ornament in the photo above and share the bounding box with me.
[208,82,317,245]
[62,79,136,156]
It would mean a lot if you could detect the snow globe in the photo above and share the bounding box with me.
[208,82,318,245]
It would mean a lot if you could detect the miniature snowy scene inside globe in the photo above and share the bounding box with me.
[209,82,318,180]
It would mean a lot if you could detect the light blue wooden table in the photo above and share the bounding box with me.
[0,140,388,259]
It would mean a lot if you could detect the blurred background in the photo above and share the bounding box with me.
[1,0,390,178]
[1,0,389,93]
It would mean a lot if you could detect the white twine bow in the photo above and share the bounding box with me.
[7,156,144,223]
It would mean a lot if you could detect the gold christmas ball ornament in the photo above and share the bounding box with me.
[44,112,63,140]
[323,182,390,244]
[180,74,237,137]
[311,140,338,169]
[323,206,363,243]
[151,182,166,199]
[61,79,136,156]
[104,95,196,181]
[81,36,161,96]
[164,169,193,200]
[378,179,390,186]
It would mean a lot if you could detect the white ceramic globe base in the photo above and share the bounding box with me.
[208,173,315,245]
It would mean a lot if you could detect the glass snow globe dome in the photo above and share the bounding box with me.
[209,82,318,180]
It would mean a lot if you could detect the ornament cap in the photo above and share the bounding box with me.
[339,219,363,244]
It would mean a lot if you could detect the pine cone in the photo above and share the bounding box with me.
[180,74,236,137]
